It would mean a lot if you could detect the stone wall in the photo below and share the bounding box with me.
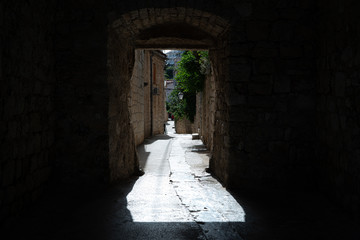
[175,118,193,134]
[107,32,138,182]
[0,0,56,222]
[108,2,232,189]
[226,1,318,189]
[106,0,320,193]
[129,50,166,145]
[317,0,360,218]
[54,1,113,183]
[2,0,360,223]
[200,72,216,152]
[176,83,213,137]
[143,51,151,139]
[151,51,167,136]
[129,50,145,146]
[210,45,231,186]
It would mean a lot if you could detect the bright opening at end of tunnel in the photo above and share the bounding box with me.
[125,48,245,223]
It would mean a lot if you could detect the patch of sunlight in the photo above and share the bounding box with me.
[126,176,246,223]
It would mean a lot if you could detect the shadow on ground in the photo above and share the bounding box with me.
[1,176,360,239]
[229,188,360,240]
[2,123,360,240]
[0,179,244,240]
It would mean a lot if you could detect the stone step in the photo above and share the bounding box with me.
[192,133,200,140]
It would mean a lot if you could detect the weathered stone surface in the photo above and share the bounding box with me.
[175,118,193,134]
[246,21,270,41]
[274,77,291,93]
[316,0,360,219]
[249,82,272,95]
[0,0,56,223]
[1,0,360,224]
[229,64,252,82]
[129,50,166,145]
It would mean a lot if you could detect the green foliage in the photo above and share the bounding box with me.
[164,63,174,80]
[199,51,210,75]
[168,89,186,120]
[175,51,205,94]
[167,51,209,122]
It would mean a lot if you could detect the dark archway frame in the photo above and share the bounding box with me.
[107,8,232,185]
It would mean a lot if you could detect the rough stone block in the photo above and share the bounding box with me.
[269,21,294,41]
[248,96,274,108]
[326,96,337,113]
[268,141,289,154]
[291,75,315,92]
[252,43,278,58]
[280,45,303,59]
[8,121,18,139]
[246,21,270,41]
[232,2,253,17]
[228,90,247,106]
[274,77,291,93]
[30,113,42,133]
[4,186,16,204]
[249,82,272,95]
[253,59,275,74]
[294,95,316,109]
[2,161,15,187]
[229,64,251,81]
[334,72,346,97]
[230,43,254,57]
[15,160,22,180]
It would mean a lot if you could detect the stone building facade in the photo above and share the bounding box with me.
[1,0,360,222]
[129,50,166,146]
[174,71,216,156]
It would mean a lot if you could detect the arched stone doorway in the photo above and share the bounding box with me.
[107,7,233,185]
[53,0,320,194]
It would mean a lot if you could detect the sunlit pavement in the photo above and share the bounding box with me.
[127,120,245,239]
[2,121,360,240]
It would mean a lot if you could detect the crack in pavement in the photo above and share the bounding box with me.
[168,136,244,240]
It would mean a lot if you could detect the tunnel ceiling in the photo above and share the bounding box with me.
[110,8,230,49]
[135,23,216,49]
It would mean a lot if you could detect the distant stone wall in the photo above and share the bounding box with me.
[129,50,145,146]
[317,0,360,219]
[144,51,151,139]
[0,0,56,223]
[174,92,202,135]
[200,73,216,152]
[151,51,167,136]
[129,50,166,144]
[175,118,193,134]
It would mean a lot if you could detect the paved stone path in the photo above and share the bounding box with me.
[128,121,245,239]
[2,121,360,240]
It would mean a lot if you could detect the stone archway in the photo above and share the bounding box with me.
[107,8,232,184]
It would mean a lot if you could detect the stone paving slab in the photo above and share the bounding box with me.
[166,124,245,239]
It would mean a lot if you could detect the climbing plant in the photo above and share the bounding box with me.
[164,63,175,80]
[168,51,209,122]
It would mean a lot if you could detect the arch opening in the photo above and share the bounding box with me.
[107,8,231,185]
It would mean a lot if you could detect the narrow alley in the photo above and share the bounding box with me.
[128,121,246,239]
